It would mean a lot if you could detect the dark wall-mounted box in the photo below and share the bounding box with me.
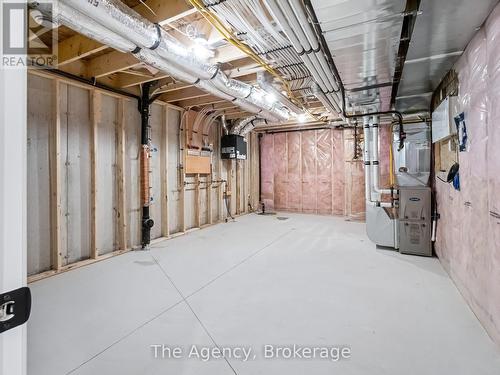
[221,135,247,160]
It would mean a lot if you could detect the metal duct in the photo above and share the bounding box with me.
[134,49,200,84]
[257,72,303,114]
[220,114,229,135]
[34,2,135,53]
[212,71,253,99]
[240,118,268,136]
[61,0,218,80]
[231,116,257,135]
[42,0,291,121]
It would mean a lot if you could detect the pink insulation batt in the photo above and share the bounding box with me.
[434,3,500,347]
[260,128,393,220]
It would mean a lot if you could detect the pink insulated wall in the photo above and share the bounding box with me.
[434,3,500,347]
[260,128,393,219]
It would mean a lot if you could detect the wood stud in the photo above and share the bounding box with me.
[90,90,101,259]
[116,98,127,251]
[28,71,257,282]
[49,80,63,270]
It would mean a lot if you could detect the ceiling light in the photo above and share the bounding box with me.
[265,92,277,104]
[192,43,214,60]
[297,113,307,123]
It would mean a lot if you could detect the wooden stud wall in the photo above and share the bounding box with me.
[28,70,256,282]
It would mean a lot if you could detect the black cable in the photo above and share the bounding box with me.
[436,176,448,183]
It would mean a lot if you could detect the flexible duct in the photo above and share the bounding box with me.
[61,0,218,79]
[220,114,229,135]
[37,2,136,53]
[42,0,290,122]
[231,116,257,135]
[257,72,303,114]
[240,118,268,136]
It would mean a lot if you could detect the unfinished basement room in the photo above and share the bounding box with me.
[1,0,500,374]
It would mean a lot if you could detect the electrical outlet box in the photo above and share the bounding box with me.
[431,96,459,143]
[221,135,247,160]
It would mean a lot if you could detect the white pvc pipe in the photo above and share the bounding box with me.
[312,83,339,114]
[363,116,372,205]
[370,115,393,197]
[263,0,330,93]
[288,0,339,93]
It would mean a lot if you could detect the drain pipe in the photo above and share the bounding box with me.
[240,119,268,136]
[140,83,154,248]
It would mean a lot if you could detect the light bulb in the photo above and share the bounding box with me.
[265,92,277,104]
[192,44,213,60]
[297,113,307,123]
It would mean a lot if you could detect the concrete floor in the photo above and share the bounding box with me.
[28,213,500,375]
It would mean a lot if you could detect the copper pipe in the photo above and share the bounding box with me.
[140,145,151,207]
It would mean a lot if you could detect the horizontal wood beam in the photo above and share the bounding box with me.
[119,72,168,88]
[225,111,252,120]
[176,95,228,108]
[87,51,141,78]
[58,38,108,66]
[162,86,210,102]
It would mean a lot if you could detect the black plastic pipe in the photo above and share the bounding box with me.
[258,133,263,204]
[140,82,154,248]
